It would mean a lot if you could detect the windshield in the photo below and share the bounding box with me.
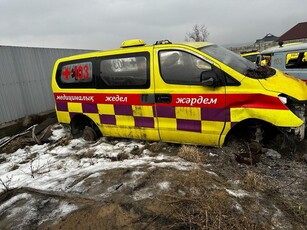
[199,45,275,79]
[243,54,258,63]
[199,45,256,74]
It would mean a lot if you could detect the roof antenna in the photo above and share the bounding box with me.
[278,41,284,47]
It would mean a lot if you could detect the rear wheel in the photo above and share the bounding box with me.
[82,126,97,141]
[70,114,101,141]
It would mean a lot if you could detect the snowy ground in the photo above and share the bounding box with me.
[0,123,306,229]
[0,124,191,192]
[0,124,197,228]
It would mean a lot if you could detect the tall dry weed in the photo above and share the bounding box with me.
[244,170,265,190]
[178,145,204,163]
[159,169,270,229]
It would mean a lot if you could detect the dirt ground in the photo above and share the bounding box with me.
[0,124,306,230]
[42,147,306,230]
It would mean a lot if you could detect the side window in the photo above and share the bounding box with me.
[285,51,307,69]
[98,53,150,89]
[159,50,212,85]
[56,59,94,88]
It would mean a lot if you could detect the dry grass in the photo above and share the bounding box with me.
[243,170,265,190]
[279,199,307,222]
[158,168,270,229]
[148,142,168,152]
[178,145,204,163]
[111,152,129,161]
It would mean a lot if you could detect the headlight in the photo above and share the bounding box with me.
[278,96,287,104]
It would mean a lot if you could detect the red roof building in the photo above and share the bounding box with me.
[277,22,307,42]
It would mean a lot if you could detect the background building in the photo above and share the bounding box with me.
[277,22,307,44]
[230,21,307,54]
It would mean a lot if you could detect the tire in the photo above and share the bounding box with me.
[82,126,97,141]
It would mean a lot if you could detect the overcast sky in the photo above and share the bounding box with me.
[0,0,306,50]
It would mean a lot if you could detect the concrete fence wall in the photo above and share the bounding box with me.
[0,46,93,124]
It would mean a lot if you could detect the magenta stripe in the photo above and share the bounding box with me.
[56,102,68,111]
[100,114,116,125]
[201,108,230,122]
[177,119,201,133]
[155,106,176,118]
[82,103,98,113]
[134,117,154,128]
[114,104,133,115]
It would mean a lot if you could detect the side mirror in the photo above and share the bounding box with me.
[201,77,215,86]
[201,70,219,87]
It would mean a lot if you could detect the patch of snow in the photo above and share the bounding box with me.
[209,152,218,157]
[178,189,186,196]
[233,202,244,213]
[131,171,147,180]
[142,149,151,155]
[132,188,154,201]
[271,206,292,230]
[205,170,219,177]
[0,193,74,229]
[225,189,249,198]
[157,181,171,191]
[38,199,79,226]
[149,160,193,171]
[228,179,241,185]
[49,126,68,141]
[0,193,32,213]
[265,149,281,159]
[1,140,191,192]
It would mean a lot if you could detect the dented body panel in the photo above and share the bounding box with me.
[52,40,307,147]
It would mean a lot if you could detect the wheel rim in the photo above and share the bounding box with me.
[83,126,97,141]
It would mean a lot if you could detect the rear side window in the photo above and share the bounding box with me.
[243,54,258,62]
[56,59,95,88]
[285,51,307,69]
[61,62,93,83]
[98,52,150,89]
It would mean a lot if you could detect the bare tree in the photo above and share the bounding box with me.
[185,24,209,42]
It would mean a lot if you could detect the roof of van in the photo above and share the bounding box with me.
[56,41,215,62]
[261,42,307,54]
[182,42,213,49]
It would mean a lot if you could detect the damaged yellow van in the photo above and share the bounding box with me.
[240,50,259,63]
[52,39,307,147]
[258,42,307,81]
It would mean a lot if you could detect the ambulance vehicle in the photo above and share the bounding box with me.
[258,42,307,81]
[52,39,307,147]
[240,50,259,63]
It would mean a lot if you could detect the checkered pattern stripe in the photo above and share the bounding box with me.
[154,105,231,133]
[56,102,232,133]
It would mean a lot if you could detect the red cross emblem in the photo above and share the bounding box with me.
[63,67,71,80]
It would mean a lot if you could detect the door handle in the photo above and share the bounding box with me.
[156,94,172,103]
